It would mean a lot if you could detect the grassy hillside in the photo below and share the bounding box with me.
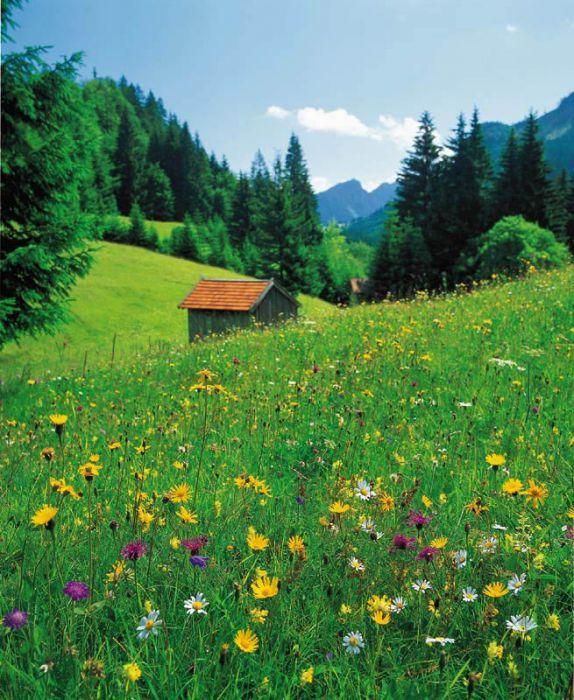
[0,242,333,377]
[1,266,572,697]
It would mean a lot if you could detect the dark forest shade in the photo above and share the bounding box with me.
[178,278,298,340]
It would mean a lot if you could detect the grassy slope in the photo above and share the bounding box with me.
[1,267,572,697]
[0,242,333,377]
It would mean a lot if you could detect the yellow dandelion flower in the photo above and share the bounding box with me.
[247,527,269,551]
[137,506,154,530]
[329,501,350,515]
[502,478,523,496]
[31,505,58,527]
[173,460,186,470]
[300,667,314,685]
[176,506,198,524]
[250,608,269,624]
[49,414,68,427]
[78,462,103,480]
[422,495,433,508]
[545,613,560,631]
[234,628,259,653]
[170,537,181,550]
[108,441,121,450]
[339,603,352,615]
[123,662,141,682]
[251,576,279,599]
[166,483,191,503]
[287,535,305,555]
[485,453,506,470]
[487,641,503,662]
[367,595,391,614]
[379,493,395,511]
[483,582,509,598]
[521,480,549,508]
[371,610,391,625]
[430,537,448,549]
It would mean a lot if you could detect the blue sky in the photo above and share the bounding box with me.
[9,0,574,192]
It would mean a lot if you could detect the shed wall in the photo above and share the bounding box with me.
[254,287,297,324]
[187,310,253,340]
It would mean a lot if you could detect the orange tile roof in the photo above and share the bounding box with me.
[178,279,271,311]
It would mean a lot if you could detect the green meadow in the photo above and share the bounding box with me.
[0,242,332,379]
[1,266,572,698]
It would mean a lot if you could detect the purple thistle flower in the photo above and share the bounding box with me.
[390,533,417,551]
[181,535,208,554]
[407,510,432,529]
[121,540,148,561]
[3,609,29,630]
[189,555,209,569]
[295,496,305,505]
[416,546,440,562]
[63,581,90,601]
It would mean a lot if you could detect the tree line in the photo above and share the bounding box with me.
[370,110,573,296]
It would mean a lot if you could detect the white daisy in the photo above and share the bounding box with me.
[507,573,526,596]
[354,479,375,501]
[348,556,365,572]
[505,615,537,635]
[136,610,162,640]
[461,587,478,603]
[184,592,209,615]
[342,630,365,654]
[360,518,376,534]
[390,596,407,613]
[452,549,467,569]
[412,579,432,594]
[426,636,455,646]
[478,536,498,554]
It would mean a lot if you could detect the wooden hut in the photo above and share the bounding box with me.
[178,278,299,340]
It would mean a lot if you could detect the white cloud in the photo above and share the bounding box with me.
[311,176,331,193]
[377,114,419,149]
[266,105,291,119]
[506,24,518,32]
[297,107,374,138]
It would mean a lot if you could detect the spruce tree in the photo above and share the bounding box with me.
[491,129,522,222]
[114,106,148,214]
[140,163,174,220]
[395,112,441,275]
[518,112,549,226]
[546,170,570,244]
[229,172,253,249]
[127,204,149,247]
[284,133,322,246]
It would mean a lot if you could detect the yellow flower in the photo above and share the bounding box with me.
[300,667,314,685]
[329,501,350,515]
[166,483,191,503]
[123,661,141,682]
[502,478,523,496]
[251,576,279,599]
[483,582,509,598]
[234,628,259,653]
[487,641,504,662]
[108,441,121,450]
[379,492,395,511]
[545,613,560,631]
[339,603,352,615]
[31,505,58,527]
[485,453,506,470]
[41,447,56,461]
[176,506,198,524]
[78,462,103,480]
[137,506,154,530]
[371,610,391,625]
[367,595,391,614]
[214,500,222,517]
[250,608,269,624]
[173,460,186,470]
[247,527,269,551]
[465,498,488,515]
[49,414,68,427]
[170,537,181,550]
[287,535,305,556]
[197,368,215,381]
[439,493,448,504]
[422,495,433,508]
[521,480,548,508]
[567,506,574,519]
[430,537,448,549]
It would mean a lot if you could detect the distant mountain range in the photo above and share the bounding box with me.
[317,179,397,225]
[317,92,574,233]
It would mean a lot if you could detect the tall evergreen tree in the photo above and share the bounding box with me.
[114,106,148,214]
[140,163,174,220]
[284,133,322,246]
[1,10,94,345]
[229,172,252,249]
[517,112,549,226]
[491,128,522,222]
[395,111,441,273]
[546,170,570,244]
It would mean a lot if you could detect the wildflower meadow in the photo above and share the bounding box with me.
[1,268,572,698]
